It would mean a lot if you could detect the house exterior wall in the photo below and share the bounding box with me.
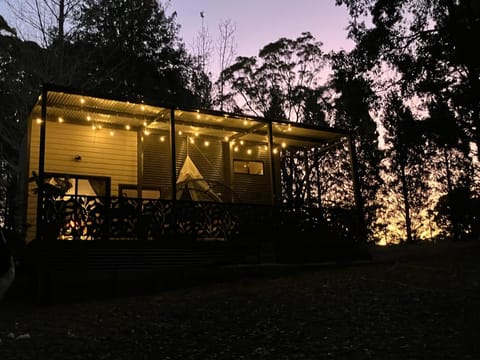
[26,120,137,242]
[231,146,272,204]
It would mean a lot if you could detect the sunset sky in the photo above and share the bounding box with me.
[170,0,354,56]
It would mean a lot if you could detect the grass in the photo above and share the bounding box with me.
[0,240,479,359]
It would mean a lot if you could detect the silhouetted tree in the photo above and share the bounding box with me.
[329,50,382,240]
[70,0,205,106]
[380,93,428,243]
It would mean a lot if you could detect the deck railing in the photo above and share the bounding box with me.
[39,195,362,245]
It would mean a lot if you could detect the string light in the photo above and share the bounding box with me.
[247,149,252,155]
[80,98,85,104]
[178,130,182,135]
[204,140,210,147]
[234,146,239,152]
[273,148,278,154]
[224,136,229,142]
[240,140,244,145]
[109,130,115,136]
[58,117,64,123]
[125,125,131,130]
[86,116,91,121]
[189,137,195,144]
[36,118,42,124]
[160,136,165,142]
[281,142,287,148]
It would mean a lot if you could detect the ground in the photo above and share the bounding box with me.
[1,240,479,359]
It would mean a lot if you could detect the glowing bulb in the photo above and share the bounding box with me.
[86,116,91,121]
[273,148,278,154]
[178,131,182,135]
[196,114,201,119]
[195,132,199,137]
[224,136,229,142]
[143,121,148,126]
[243,120,248,126]
[160,136,165,142]
[264,145,268,150]
[110,131,115,136]
[189,137,195,144]
[36,118,42,124]
[144,129,150,135]
[240,140,244,145]
[92,124,97,130]
[281,142,287,148]
[247,149,252,155]
[58,117,64,123]
[141,105,145,111]
[80,98,85,104]
[287,125,292,132]
[234,146,239,152]
[204,140,210,147]
[125,125,131,130]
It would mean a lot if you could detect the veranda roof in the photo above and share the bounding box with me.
[28,85,349,149]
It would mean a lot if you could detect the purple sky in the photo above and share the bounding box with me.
[171,0,354,58]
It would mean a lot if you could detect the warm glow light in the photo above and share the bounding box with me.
[243,120,248,126]
[36,118,42,124]
[281,142,287,148]
[125,125,131,130]
[287,125,292,132]
[224,136,229,142]
[86,116,91,121]
[58,117,64,123]
[189,137,195,144]
[240,140,244,145]
[110,131,115,136]
[196,114,201,119]
[92,124,97,130]
[144,129,150,135]
[80,98,85,104]
[273,148,278,154]
[195,132,199,137]
[264,145,268,150]
[234,146,239,152]
[143,121,148,127]
[247,149,252,155]
[160,136,165,142]
[141,105,145,111]
[204,140,210,147]
[178,131,182,135]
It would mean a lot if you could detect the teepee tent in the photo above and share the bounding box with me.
[176,155,222,202]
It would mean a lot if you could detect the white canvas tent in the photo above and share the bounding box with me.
[176,155,222,202]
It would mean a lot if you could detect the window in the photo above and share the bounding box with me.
[119,184,161,199]
[44,173,110,197]
[233,160,264,175]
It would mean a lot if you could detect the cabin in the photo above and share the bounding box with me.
[23,84,366,288]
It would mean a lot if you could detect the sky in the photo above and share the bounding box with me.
[0,0,355,75]
[170,0,354,57]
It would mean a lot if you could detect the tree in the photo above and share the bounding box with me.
[221,32,328,120]
[380,93,427,242]
[328,50,382,240]
[0,16,44,232]
[336,0,480,159]
[5,0,81,83]
[70,0,205,106]
[215,19,236,111]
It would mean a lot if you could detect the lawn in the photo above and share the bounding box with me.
[1,240,479,359]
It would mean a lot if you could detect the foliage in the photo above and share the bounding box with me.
[70,0,207,107]
[434,186,480,241]
[328,51,382,240]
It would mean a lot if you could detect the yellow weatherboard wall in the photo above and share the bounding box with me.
[26,120,137,242]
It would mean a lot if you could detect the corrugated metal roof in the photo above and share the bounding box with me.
[29,89,348,148]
